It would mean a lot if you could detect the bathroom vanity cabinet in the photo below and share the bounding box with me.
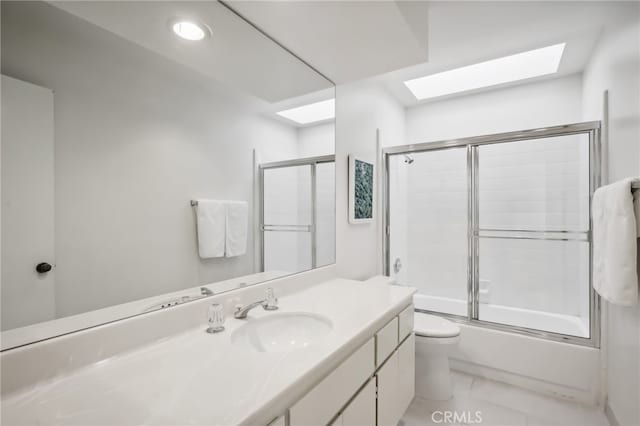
[280,304,415,426]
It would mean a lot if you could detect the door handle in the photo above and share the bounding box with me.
[35,262,52,274]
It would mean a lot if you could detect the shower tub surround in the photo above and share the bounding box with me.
[0,269,415,425]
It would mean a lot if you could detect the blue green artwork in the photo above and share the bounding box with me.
[354,159,373,219]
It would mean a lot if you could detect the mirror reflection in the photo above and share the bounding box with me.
[0,1,335,345]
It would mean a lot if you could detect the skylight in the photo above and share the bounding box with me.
[276,99,335,125]
[404,43,566,100]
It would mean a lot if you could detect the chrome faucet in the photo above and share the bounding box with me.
[200,287,214,296]
[234,287,278,319]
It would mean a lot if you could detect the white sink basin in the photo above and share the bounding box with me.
[230,312,333,353]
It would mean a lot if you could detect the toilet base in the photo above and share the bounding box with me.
[415,336,459,401]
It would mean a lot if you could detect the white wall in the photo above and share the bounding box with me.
[298,122,335,158]
[406,74,584,143]
[1,2,304,319]
[582,12,640,426]
[1,76,56,330]
[335,81,405,279]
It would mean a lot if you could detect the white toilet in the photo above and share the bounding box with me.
[363,276,461,400]
[414,312,461,401]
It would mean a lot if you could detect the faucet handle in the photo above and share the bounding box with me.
[206,303,225,334]
[263,287,278,311]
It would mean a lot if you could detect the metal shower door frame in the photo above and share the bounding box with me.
[382,121,601,347]
[259,154,335,272]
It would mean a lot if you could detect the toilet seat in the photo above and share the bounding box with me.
[414,312,461,338]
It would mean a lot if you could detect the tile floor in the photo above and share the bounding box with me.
[400,371,610,426]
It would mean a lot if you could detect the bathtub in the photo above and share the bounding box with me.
[413,293,600,405]
[414,293,590,338]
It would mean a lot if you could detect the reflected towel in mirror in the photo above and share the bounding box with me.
[225,201,248,257]
[196,200,226,258]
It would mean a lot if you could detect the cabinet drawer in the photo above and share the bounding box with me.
[376,349,399,426]
[290,338,375,426]
[398,304,414,342]
[398,333,415,416]
[376,317,398,367]
[376,334,415,426]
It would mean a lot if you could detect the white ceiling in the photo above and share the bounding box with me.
[50,1,333,104]
[226,1,635,106]
[378,1,636,106]
[48,0,636,110]
[226,0,430,84]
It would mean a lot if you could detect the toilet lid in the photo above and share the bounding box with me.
[414,312,460,338]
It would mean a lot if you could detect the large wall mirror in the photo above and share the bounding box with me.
[1,1,335,349]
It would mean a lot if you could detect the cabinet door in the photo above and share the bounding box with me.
[377,350,399,426]
[376,334,416,426]
[398,334,416,416]
[342,379,376,426]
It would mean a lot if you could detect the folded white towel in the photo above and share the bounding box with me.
[225,201,248,257]
[196,200,226,259]
[593,177,639,306]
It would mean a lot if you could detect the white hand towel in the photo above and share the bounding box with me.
[196,200,226,259]
[225,201,248,257]
[593,177,639,306]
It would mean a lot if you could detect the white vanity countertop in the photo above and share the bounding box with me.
[1,279,415,426]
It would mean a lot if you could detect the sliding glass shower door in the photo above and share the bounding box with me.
[260,156,335,275]
[387,148,469,316]
[385,122,599,345]
[475,135,591,338]
[262,164,313,273]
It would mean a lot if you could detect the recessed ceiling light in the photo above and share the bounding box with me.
[404,43,566,100]
[276,99,335,125]
[171,20,210,41]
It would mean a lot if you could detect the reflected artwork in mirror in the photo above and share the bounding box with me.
[0,0,335,350]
